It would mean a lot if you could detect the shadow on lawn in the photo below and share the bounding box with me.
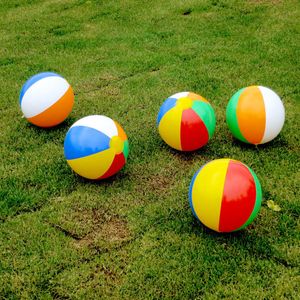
[189,218,294,267]
[10,115,78,152]
[230,135,289,150]
[159,132,291,170]
[158,139,214,163]
[154,203,295,268]
[22,115,77,134]
[74,168,130,187]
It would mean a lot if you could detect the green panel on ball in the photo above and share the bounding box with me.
[123,140,129,160]
[236,166,262,231]
[226,88,248,143]
[192,101,216,139]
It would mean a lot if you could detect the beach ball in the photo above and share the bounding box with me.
[20,72,74,127]
[226,86,285,145]
[157,92,216,151]
[189,159,262,232]
[64,115,129,180]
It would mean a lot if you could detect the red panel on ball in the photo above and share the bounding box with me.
[180,108,209,151]
[99,153,126,179]
[219,161,256,232]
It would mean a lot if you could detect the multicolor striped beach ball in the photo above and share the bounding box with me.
[226,86,285,145]
[20,72,74,127]
[64,115,129,180]
[189,159,262,232]
[157,92,216,151]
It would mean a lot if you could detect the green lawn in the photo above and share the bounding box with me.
[0,0,299,299]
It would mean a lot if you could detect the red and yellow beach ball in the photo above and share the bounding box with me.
[226,86,285,145]
[20,72,74,127]
[157,92,216,151]
[189,159,262,232]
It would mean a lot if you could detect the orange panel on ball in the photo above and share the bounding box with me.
[237,86,266,144]
[188,92,209,103]
[28,86,74,127]
[115,121,128,141]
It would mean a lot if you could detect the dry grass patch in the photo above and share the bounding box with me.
[75,212,131,250]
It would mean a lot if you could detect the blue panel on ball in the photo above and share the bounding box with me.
[189,169,201,218]
[156,97,177,126]
[189,163,209,219]
[64,126,110,160]
[19,72,62,104]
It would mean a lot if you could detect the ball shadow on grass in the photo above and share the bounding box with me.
[230,135,289,151]
[72,167,130,188]
[189,217,290,265]
[158,138,216,163]
[12,115,78,151]
[23,115,77,133]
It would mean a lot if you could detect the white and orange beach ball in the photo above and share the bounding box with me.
[226,86,285,145]
[20,72,74,127]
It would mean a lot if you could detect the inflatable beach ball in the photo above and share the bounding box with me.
[64,115,129,180]
[226,86,285,145]
[20,72,74,127]
[157,92,216,151]
[189,159,262,232]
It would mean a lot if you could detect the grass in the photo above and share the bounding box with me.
[0,0,299,298]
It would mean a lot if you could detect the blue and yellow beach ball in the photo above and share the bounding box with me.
[64,115,129,180]
[157,92,216,151]
[20,72,74,127]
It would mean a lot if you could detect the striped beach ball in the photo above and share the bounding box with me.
[189,159,262,232]
[20,72,74,127]
[157,92,216,151]
[64,115,129,180]
[226,86,285,145]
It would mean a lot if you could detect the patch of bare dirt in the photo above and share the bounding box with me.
[74,210,131,250]
[49,208,131,250]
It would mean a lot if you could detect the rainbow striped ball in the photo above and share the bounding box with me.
[64,115,129,180]
[189,159,262,232]
[20,72,74,127]
[157,92,216,151]
[226,86,285,145]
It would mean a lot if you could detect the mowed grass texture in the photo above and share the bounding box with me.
[0,0,299,298]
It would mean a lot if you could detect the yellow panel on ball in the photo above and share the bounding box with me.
[190,159,230,232]
[67,148,115,180]
[158,106,183,151]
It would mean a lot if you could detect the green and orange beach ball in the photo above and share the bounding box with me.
[226,86,285,145]
[189,159,262,232]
